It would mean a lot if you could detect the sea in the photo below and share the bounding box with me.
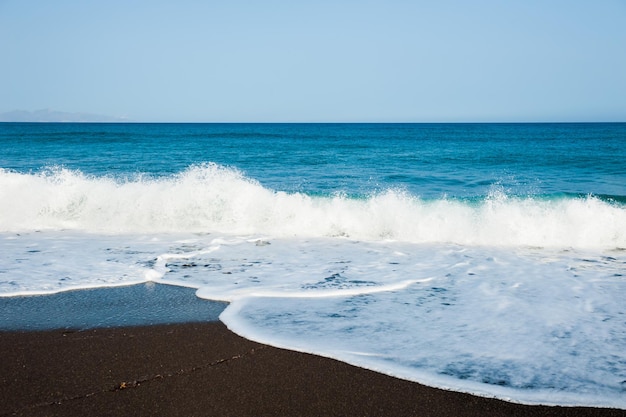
[1,122,625,408]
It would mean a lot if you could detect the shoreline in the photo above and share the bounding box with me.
[1,322,624,417]
[0,282,227,331]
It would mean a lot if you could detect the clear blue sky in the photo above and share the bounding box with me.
[1,0,625,122]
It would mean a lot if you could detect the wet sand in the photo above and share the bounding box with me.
[1,322,624,417]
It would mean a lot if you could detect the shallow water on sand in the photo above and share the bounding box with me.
[0,282,226,331]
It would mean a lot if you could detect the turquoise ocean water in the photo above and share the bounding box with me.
[1,123,625,407]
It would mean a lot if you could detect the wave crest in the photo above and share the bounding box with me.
[0,165,624,248]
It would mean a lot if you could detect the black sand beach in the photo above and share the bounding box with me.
[1,322,625,417]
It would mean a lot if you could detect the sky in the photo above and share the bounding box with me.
[1,0,625,122]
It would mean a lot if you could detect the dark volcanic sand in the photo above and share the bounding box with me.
[1,322,624,417]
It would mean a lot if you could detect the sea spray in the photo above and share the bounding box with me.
[1,165,624,248]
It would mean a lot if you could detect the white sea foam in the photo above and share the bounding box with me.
[1,230,625,408]
[209,240,626,409]
[1,164,626,409]
[0,165,624,248]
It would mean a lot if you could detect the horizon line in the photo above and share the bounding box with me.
[1,120,625,124]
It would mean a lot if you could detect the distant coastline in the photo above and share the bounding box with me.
[0,109,129,123]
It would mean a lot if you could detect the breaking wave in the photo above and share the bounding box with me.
[1,164,624,248]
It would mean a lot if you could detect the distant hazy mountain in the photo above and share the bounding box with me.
[0,109,129,122]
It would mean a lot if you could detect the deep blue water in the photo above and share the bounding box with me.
[2,122,624,199]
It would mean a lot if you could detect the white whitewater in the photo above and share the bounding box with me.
[0,165,625,409]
